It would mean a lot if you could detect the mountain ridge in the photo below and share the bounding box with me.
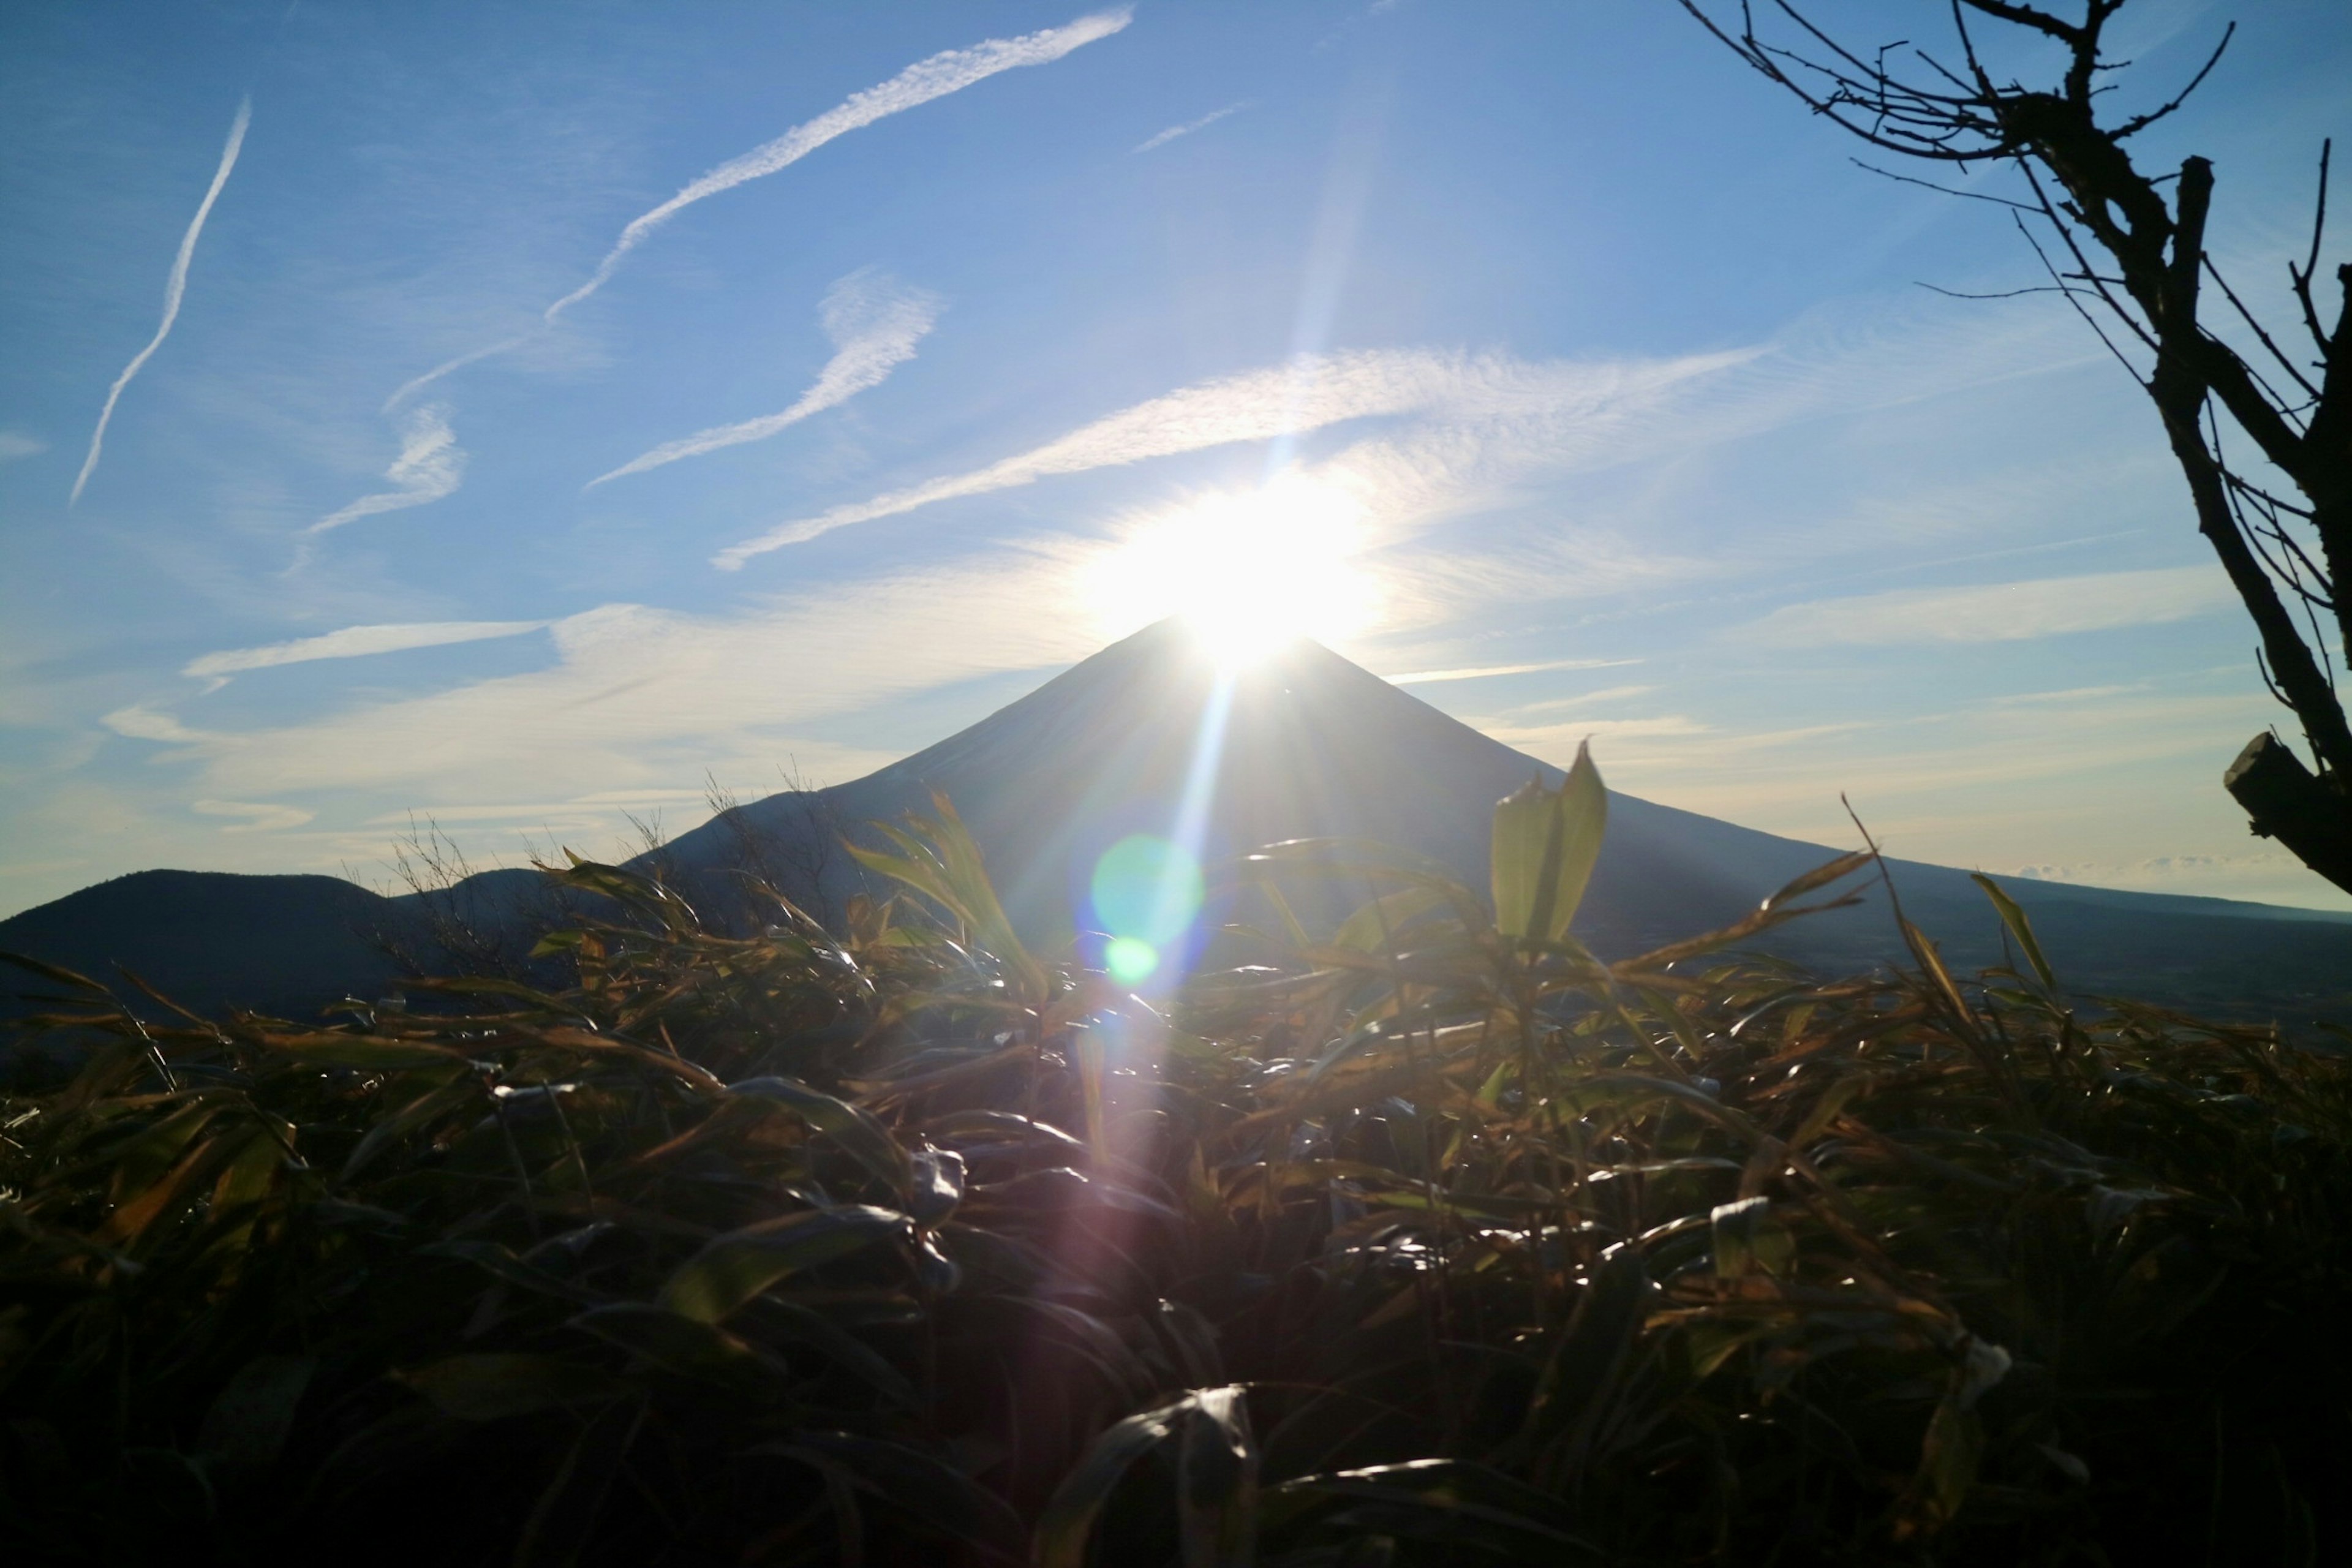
[7,619,2350,1024]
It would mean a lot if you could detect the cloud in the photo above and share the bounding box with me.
[72,97,251,505]
[588,270,940,486]
[304,404,467,537]
[714,345,1754,567]
[543,8,1131,326]
[1746,565,2237,646]
[1134,100,1251,153]
[1382,657,1640,685]
[102,706,209,744]
[382,334,533,415]
[0,431,46,464]
[183,620,550,681]
[382,10,1129,411]
[192,799,315,833]
[141,547,1115,802]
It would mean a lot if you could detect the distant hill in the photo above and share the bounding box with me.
[0,872,405,1021]
[8,619,2351,1027]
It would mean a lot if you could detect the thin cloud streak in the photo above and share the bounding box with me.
[0,432,47,463]
[192,800,314,834]
[102,706,208,744]
[303,404,467,538]
[714,346,1753,567]
[382,334,532,415]
[1384,657,1640,684]
[151,550,1112,801]
[184,620,550,681]
[379,9,1126,411]
[543,8,1131,326]
[1747,565,2236,646]
[588,271,940,487]
[1134,100,1250,153]
[72,97,251,505]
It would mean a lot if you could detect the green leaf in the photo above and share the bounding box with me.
[260,1033,467,1071]
[1518,1250,1651,1468]
[1970,872,2058,991]
[657,1205,911,1323]
[1492,744,1607,943]
[394,1354,635,1422]
[746,1299,919,1410]
[1176,1384,1257,1568]
[1034,1390,1210,1568]
[513,1396,644,1568]
[1899,1396,1985,1539]
[567,1302,790,1388]
[0,948,113,997]
[197,1354,315,1472]
[729,1075,913,1197]
[1709,1196,1795,1279]
[1260,1458,1596,1555]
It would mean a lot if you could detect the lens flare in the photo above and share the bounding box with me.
[1090,834,1204,943]
[1103,937,1159,984]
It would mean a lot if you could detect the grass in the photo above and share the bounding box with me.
[3,752,2349,1565]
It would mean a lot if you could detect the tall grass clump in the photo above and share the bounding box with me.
[4,757,2350,1565]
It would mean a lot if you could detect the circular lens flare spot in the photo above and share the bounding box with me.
[1090,834,1205,951]
[1104,937,1160,984]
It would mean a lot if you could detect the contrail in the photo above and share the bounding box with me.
[382,333,531,415]
[543,7,1131,325]
[72,97,251,505]
[304,403,466,537]
[710,344,1758,569]
[184,619,548,682]
[711,349,1480,568]
[1134,100,1249,153]
[587,271,938,488]
[380,8,1129,413]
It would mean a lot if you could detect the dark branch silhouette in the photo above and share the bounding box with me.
[1684,0,2352,893]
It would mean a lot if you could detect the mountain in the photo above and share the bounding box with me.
[7,619,2351,1027]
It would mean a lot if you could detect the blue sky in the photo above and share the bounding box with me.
[4,0,2349,918]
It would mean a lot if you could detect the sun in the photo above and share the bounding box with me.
[1083,470,1379,666]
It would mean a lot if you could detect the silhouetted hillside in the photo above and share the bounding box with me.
[7,619,2351,1025]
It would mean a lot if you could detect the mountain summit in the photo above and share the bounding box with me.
[7,619,2351,1022]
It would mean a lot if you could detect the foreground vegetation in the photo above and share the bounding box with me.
[5,755,2350,1564]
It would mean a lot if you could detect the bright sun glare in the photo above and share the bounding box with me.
[1084,471,1379,666]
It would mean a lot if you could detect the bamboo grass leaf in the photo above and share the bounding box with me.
[257,1032,468,1071]
[1970,872,2060,992]
[731,1072,911,1194]
[1493,743,1607,944]
[658,1205,912,1323]
[394,1354,635,1422]
[196,1354,316,1472]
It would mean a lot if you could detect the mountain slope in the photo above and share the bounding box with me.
[663,620,2352,1017]
[7,619,2349,1023]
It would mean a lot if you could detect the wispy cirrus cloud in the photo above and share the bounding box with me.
[113,550,1112,802]
[302,404,467,540]
[1134,100,1250,153]
[1382,657,1640,685]
[183,620,551,684]
[192,799,314,833]
[588,270,940,487]
[72,97,251,505]
[1747,565,2236,646]
[714,346,1754,567]
[543,7,1129,324]
[0,432,47,464]
[102,705,209,744]
[387,8,1130,410]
